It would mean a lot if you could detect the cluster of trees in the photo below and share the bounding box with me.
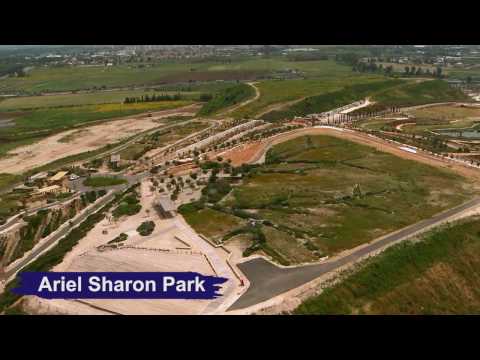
[123,93,183,104]
[403,65,443,78]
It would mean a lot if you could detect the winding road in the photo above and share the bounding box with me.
[229,196,480,311]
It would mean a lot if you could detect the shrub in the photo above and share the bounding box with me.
[137,221,155,236]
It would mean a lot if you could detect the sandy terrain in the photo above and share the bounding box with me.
[0,105,199,174]
[27,178,242,315]
[220,142,266,166]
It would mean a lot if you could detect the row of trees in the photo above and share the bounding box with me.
[123,93,183,104]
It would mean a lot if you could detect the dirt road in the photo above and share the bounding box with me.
[217,82,260,117]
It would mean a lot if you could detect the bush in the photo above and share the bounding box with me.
[137,221,155,236]
[108,233,128,244]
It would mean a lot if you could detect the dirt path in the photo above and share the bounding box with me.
[217,82,260,117]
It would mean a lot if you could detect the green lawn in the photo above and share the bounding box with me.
[181,207,246,243]
[295,215,480,314]
[83,176,127,187]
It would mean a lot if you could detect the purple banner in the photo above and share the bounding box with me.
[13,272,228,300]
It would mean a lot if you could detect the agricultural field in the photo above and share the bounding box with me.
[295,215,480,315]
[183,135,476,265]
[0,89,201,111]
[0,58,348,95]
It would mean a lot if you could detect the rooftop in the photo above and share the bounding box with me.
[155,196,177,212]
[49,171,69,182]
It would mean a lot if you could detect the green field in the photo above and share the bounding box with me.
[181,207,246,243]
[0,100,193,160]
[183,135,476,264]
[83,176,127,187]
[231,67,384,119]
[372,79,469,107]
[295,215,480,315]
[0,89,201,111]
[198,83,256,116]
[261,79,469,122]
[0,58,349,95]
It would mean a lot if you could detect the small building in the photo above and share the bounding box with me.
[48,171,69,186]
[35,185,62,195]
[28,172,48,182]
[111,154,121,164]
[154,196,177,218]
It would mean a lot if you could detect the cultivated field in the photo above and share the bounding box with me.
[0,58,350,94]
[0,89,201,111]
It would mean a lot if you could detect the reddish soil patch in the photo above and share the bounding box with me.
[220,141,265,166]
[168,163,199,176]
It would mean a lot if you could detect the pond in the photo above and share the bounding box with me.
[434,126,480,139]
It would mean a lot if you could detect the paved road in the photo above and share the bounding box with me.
[2,190,119,282]
[228,196,480,311]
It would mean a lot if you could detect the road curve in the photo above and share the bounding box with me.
[228,196,480,311]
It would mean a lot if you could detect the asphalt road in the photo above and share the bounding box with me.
[228,196,480,311]
[2,190,118,281]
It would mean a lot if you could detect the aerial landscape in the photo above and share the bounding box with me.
[2,44,480,315]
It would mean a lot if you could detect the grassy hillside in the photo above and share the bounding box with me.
[262,79,469,122]
[198,83,255,116]
[182,135,475,264]
[231,75,385,120]
[295,215,480,315]
[262,79,405,122]
[372,79,469,107]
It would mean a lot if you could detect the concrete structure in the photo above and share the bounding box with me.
[154,196,177,218]
[35,185,62,195]
[111,154,121,164]
[48,171,69,186]
[28,172,48,182]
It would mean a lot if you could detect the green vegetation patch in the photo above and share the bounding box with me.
[179,205,246,243]
[112,193,141,218]
[184,135,475,264]
[0,195,117,313]
[262,79,404,122]
[198,83,255,116]
[372,79,469,107]
[295,216,480,315]
[83,176,127,187]
[137,221,155,236]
